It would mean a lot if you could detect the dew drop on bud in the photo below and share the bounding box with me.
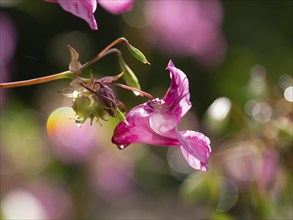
[133,91,142,96]
[75,115,83,127]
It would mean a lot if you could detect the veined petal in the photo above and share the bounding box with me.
[163,60,191,119]
[98,0,133,14]
[176,130,211,171]
[46,0,98,30]
[112,102,179,148]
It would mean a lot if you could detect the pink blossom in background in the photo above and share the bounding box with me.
[90,152,134,199]
[112,61,211,171]
[97,0,133,15]
[257,149,279,194]
[144,0,226,67]
[45,0,133,30]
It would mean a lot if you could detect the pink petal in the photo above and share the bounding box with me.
[163,60,191,119]
[149,110,177,139]
[46,0,98,30]
[176,130,211,171]
[97,0,133,14]
[112,103,179,149]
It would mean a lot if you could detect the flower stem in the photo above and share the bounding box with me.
[80,37,128,71]
[0,71,74,89]
[113,83,154,100]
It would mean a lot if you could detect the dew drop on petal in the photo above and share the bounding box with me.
[117,144,128,150]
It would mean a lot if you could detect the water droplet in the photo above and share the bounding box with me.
[117,144,128,150]
[72,90,79,99]
[75,115,83,127]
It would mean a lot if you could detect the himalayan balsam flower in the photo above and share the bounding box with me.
[112,61,211,171]
[45,0,133,30]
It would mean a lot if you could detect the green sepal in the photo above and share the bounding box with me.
[68,45,82,74]
[118,57,141,94]
[114,107,127,123]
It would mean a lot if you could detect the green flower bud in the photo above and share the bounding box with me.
[126,44,151,65]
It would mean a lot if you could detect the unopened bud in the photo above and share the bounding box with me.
[95,85,116,116]
[126,44,150,65]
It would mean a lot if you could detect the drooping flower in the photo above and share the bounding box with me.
[112,61,211,171]
[45,0,133,30]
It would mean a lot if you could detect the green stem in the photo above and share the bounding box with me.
[0,71,74,89]
[80,37,128,71]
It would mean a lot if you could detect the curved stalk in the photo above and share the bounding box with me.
[113,83,154,100]
[80,37,128,71]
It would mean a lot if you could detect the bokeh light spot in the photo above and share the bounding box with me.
[47,107,97,163]
[207,97,231,120]
[1,189,48,220]
[284,86,293,102]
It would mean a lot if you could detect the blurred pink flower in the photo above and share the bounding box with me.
[90,152,134,199]
[257,149,279,193]
[45,0,133,30]
[144,0,226,67]
[112,61,211,171]
[97,0,133,14]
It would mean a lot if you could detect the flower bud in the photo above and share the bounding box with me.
[72,93,106,125]
[126,43,150,65]
[94,84,116,116]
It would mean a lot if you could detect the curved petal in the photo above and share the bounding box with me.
[98,0,133,14]
[176,130,211,171]
[163,60,191,119]
[48,0,98,30]
[112,102,179,149]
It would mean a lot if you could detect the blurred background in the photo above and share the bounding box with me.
[0,0,292,219]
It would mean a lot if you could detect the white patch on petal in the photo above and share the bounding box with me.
[149,112,176,137]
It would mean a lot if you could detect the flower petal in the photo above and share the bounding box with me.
[149,110,177,139]
[112,102,179,148]
[46,0,98,30]
[163,60,191,119]
[176,130,211,171]
[97,0,133,14]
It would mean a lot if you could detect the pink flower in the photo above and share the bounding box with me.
[144,0,226,67]
[45,0,133,30]
[112,61,211,171]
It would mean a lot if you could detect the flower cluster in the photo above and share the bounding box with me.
[65,74,126,125]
